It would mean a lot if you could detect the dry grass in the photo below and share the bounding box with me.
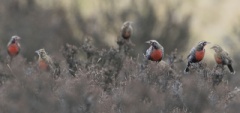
[0,39,239,113]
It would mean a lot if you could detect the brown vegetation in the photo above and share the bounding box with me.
[0,0,239,113]
[0,39,239,113]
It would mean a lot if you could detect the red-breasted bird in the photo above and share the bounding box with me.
[121,21,133,40]
[7,35,21,59]
[211,45,235,74]
[145,40,164,62]
[36,49,53,71]
[184,41,210,73]
[35,49,60,77]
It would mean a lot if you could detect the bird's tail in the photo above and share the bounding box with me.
[227,64,235,74]
[184,62,190,73]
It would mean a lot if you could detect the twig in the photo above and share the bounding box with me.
[7,64,15,78]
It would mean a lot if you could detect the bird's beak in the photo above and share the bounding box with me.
[145,41,151,44]
[206,42,211,44]
[16,36,21,40]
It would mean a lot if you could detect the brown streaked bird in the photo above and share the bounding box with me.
[145,40,164,62]
[121,21,133,40]
[36,49,60,77]
[7,35,21,59]
[211,45,235,74]
[36,49,53,71]
[184,41,210,73]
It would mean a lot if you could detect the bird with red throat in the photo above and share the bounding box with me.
[184,41,210,73]
[121,21,133,40]
[7,35,21,61]
[35,48,60,78]
[211,45,235,74]
[145,40,164,62]
[35,48,53,71]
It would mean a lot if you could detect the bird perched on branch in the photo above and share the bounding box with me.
[7,35,21,60]
[184,41,210,73]
[211,45,235,74]
[145,40,164,62]
[36,49,60,77]
[121,21,133,40]
[117,21,134,56]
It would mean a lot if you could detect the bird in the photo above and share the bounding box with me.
[145,40,164,62]
[184,41,210,73]
[121,21,133,40]
[7,35,21,60]
[35,49,60,77]
[35,49,53,71]
[211,45,235,74]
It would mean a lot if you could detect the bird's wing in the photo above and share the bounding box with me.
[187,47,196,60]
[161,47,164,58]
[46,55,54,65]
[7,41,11,47]
[145,46,153,59]
[221,51,232,64]
[129,25,133,33]
[121,25,126,34]
[17,42,21,52]
[46,55,55,71]
[17,42,21,48]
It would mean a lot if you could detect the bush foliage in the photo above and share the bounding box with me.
[0,39,239,113]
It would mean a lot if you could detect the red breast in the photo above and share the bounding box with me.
[122,31,131,39]
[8,43,20,56]
[39,60,49,70]
[195,49,205,61]
[214,55,222,64]
[150,49,163,61]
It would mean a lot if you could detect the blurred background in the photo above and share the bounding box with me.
[1,1,240,112]
[0,0,239,67]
